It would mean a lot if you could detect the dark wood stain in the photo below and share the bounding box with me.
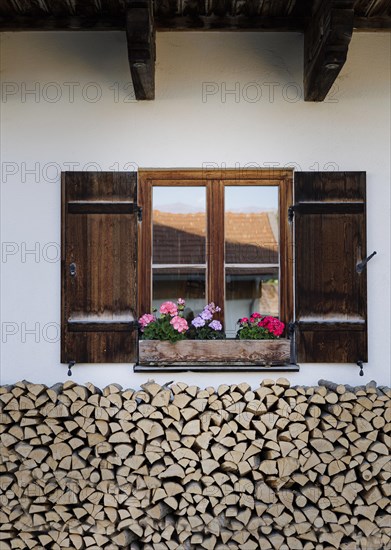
[304,1,355,101]
[126,0,155,100]
[294,171,368,363]
[207,179,225,324]
[1,1,387,104]
[62,169,368,366]
[137,172,152,318]
[61,171,138,363]
[138,169,294,335]
[0,0,389,30]
[279,175,294,331]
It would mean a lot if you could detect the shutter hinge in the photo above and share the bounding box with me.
[288,205,296,223]
[128,204,142,221]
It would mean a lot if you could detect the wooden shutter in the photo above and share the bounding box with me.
[294,172,368,363]
[61,172,138,364]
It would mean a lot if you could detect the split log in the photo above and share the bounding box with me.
[0,378,389,549]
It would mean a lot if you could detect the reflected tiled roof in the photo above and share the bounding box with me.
[153,210,278,265]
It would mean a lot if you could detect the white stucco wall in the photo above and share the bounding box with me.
[0,31,390,388]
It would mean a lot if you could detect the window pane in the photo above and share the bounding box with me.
[225,186,279,337]
[225,268,279,337]
[225,186,279,264]
[153,187,206,265]
[152,268,206,321]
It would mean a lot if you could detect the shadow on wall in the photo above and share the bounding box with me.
[157,32,304,100]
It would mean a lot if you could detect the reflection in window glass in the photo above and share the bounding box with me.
[153,187,206,265]
[225,269,279,338]
[152,187,206,319]
[225,186,279,264]
[152,269,206,322]
[224,186,279,337]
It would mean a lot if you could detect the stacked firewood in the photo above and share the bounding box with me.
[0,378,390,550]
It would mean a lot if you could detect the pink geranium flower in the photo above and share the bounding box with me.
[138,313,155,331]
[159,301,178,316]
[170,316,189,333]
[251,312,262,320]
[237,312,284,339]
[258,316,285,337]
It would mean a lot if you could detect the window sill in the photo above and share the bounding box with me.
[135,338,298,372]
[134,364,299,372]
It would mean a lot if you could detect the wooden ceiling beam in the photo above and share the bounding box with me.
[126,0,155,100]
[0,0,13,16]
[354,15,391,29]
[0,15,124,30]
[304,1,354,101]
[1,15,390,31]
[0,14,310,31]
[74,0,100,17]
[354,0,391,17]
[155,15,308,31]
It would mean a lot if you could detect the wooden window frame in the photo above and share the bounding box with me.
[61,169,367,369]
[138,169,293,333]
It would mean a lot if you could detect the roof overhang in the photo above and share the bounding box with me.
[0,0,389,102]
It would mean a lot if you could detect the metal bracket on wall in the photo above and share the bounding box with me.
[288,321,299,367]
[357,360,364,377]
[68,361,75,377]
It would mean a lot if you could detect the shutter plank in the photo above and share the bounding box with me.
[294,172,367,363]
[68,202,139,214]
[62,172,138,364]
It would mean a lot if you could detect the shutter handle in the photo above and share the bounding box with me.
[356,251,377,273]
[69,262,77,277]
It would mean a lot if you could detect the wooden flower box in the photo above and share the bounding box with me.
[138,338,290,366]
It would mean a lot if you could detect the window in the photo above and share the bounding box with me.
[138,169,293,337]
[61,170,368,368]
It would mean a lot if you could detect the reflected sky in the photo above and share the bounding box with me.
[153,185,278,213]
